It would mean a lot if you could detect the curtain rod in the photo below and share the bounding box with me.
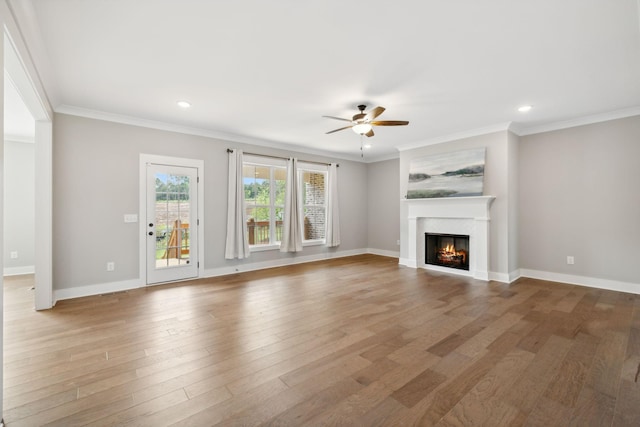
[226,148,338,167]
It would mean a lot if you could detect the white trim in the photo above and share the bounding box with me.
[54,279,143,304]
[3,265,35,276]
[57,105,365,163]
[4,27,54,310]
[4,135,34,144]
[51,251,639,305]
[489,271,511,283]
[52,248,380,303]
[520,269,640,295]
[34,120,53,310]
[396,123,512,152]
[517,107,640,136]
[399,257,417,268]
[139,154,205,286]
[508,269,521,283]
[366,248,400,258]
[363,152,400,163]
[205,248,367,277]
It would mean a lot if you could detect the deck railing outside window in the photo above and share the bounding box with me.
[247,219,283,245]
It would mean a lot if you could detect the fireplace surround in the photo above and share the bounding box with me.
[400,196,495,280]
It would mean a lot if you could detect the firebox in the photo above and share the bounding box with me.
[425,233,470,271]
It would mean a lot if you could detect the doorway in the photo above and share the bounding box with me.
[3,31,53,310]
[140,154,204,285]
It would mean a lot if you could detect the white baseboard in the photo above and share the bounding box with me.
[203,248,369,278]
[519,269,640,295]
[398,257,417,268]
[3,265,35,276]
[366,248,400,258]
[53,278,143,304]
[54,249,373,303]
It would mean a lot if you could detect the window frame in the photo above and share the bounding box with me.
[298,162,328,247]
[243,156,287,251]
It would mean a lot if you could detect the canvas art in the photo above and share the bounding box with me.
[407,148,486,199]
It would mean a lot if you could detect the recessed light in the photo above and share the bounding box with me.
[518,105,532,113]
[177,101,191,109]
[363,143,372,149]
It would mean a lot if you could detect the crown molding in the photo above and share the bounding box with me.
[396,122,512,152]
[55,104,366,163]
[517,106,640,136]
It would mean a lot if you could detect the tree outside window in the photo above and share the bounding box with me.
[243,164,285,246]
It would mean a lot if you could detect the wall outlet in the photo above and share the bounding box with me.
[567,256,575,265]
[107,262,115,271]
[10,251,18,259]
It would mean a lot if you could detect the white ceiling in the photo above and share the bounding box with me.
[16,0,640,160]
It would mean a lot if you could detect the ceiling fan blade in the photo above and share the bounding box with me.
[365,128,375,137]
[371,120,409,126]
[326,125,353,134]
[364,106,385,121]
[322,115,352,123]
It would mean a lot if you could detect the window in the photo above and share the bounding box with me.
[300,166,327,244]
[242,156,328,250]
[243,160,286,248]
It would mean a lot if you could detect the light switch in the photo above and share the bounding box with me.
[124,214,138,223]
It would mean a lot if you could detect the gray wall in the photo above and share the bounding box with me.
[366,158,400,254]
[399,131,516,278]
[519,115,640,283]
[53,113,368,290]
[3,140,35,272]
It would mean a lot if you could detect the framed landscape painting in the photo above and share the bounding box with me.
[407,148,486,199]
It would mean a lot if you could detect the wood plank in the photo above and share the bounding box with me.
[2,256,638,426]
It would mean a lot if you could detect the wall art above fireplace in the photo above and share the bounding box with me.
[407,147,486,199]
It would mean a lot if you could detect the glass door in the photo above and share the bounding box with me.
[146,164,198,284]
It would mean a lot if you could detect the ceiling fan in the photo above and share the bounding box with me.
[323,104,409,137]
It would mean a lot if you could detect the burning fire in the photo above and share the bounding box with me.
[438,244,467,264]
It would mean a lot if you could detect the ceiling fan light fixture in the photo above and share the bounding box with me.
[352,123,373,135]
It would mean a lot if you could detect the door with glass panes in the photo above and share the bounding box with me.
[146,164,198,284]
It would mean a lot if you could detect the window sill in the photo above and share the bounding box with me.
[249,244,281,252]
[303,239,326,247]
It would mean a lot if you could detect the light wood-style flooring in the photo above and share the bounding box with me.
[3,254,640,426]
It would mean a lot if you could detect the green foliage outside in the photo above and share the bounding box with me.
[156,175,190,201]
[244,177,285,221]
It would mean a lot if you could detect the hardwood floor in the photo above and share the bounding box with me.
[3,254,640,426]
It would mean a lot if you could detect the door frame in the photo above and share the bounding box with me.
[4,25,54,310]
[139,154,204,285]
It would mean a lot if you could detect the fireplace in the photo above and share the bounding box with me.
[425,233,470,271]
[400,196,495,280]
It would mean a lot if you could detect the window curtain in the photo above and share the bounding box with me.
[280,158,303,252]
[225,149,250,259]
[326,163,341,247]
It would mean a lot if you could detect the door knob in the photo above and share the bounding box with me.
[148,231,154,236]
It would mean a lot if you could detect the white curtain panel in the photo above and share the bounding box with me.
[280,158,303,252]
[326,163,341,247]
[225,149,250,259]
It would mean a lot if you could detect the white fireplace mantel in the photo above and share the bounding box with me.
[400,196,496,280]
